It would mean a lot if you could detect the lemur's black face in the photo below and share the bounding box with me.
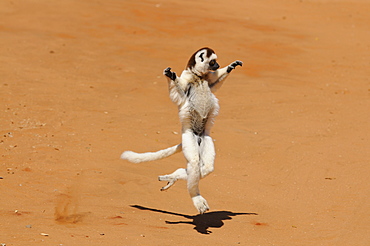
[209,59,219,71]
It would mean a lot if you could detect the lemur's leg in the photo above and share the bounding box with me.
[199,135,215,178]
[182,130,209,214]
[209,60,243,92]
[158,136,215,190]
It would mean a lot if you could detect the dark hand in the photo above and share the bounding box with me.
[227,60,243,73]
[164,67,177,80]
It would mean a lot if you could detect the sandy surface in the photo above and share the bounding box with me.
[1,0,369,245]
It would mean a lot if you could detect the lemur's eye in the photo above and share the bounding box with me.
[209,60,216,66]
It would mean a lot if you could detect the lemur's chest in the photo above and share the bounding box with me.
[186,81,217,118]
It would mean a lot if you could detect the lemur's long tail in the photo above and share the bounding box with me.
[120,144,182,163]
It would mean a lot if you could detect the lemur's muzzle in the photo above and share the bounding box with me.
[210,62,220,71]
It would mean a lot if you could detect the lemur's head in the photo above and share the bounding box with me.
[187,47,219,76]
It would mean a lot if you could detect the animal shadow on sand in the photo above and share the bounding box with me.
[131,205,257,234]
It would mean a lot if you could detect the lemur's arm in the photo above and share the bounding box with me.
[164,67,187,105]
[207,60,243,92]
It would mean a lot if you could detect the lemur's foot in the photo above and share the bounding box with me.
[192,195,210,214]
[227,60,243,73]
[158,175,177,191]
[164,67,177,80]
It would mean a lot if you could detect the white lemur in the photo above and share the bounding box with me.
[121,47,242,214]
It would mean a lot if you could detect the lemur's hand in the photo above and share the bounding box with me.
[164,67,177,80]
[227,60,243,73]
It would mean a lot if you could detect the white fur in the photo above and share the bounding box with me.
[121,47,242,214]
[121,144,182,163]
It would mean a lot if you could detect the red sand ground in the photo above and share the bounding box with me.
[1,0,369,245]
